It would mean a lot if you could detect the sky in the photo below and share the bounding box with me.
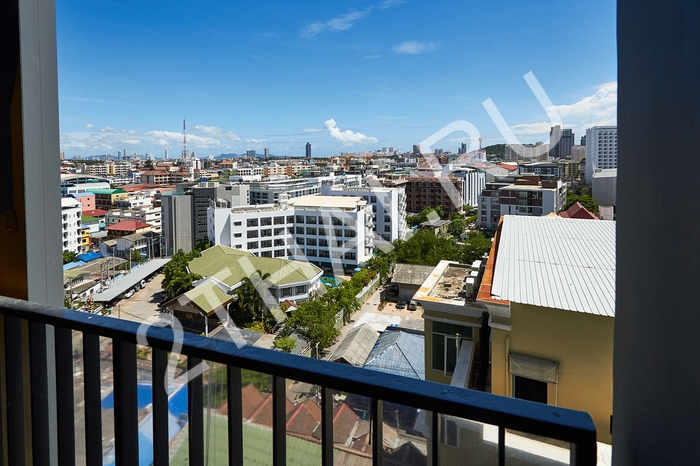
[56,0,617,158]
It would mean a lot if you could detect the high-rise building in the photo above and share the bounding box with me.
[585,126,618,184]
[580,135,587,146]
[246,150,256,158]
[305,142,311,159]
[412,144,421,155]
[264,147,269,159]
[164,149,168,159]
[549,125,574,158]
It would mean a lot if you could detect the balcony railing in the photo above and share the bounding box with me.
[0,295,597,465]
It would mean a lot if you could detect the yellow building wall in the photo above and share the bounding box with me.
[491,303,613,444]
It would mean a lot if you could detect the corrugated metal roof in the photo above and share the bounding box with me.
[392,264,435,286]
[329,324,379,366]
[363,329,425,380]
[491,216,615,317]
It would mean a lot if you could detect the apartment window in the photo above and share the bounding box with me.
[306,227,317,235]
[296,215,304,223]
[334,229,343,237]
[440,416,459,448]
[306,249,317,257]
[319,250,330,258]
[247,219,258,227]
[235,244,242,249]
[432,322,473,375]
[287,216,294,223]
[370,196,377,203]
[247,230,258,238]
[296,227,304,235]
[261,217,272,226]
[344,230,356,238]
[344,219,356,227]
[296,285,306,295]
[260,251,272,257]
[513,376,547,404]
[307,238,317,246]
[274,228,284,235]
[306,216,317,224]
[261,229,272,237]
[384,225,391,232]
[247,241,258,249]
[332,218,342,226]
[234,233,242,238]
[319,239,328,247]
[332,251,343,259]
[296,238,305,245]
[319,217,329,225]
[345,252,356,260]
[234,221,242,226]
[384,216,391,222]
[282,288,293,297]
[261,240,272,248]
[274,216,284,225]
[274,239,285,246]
[274,249,285,257]
[381,234,391,242]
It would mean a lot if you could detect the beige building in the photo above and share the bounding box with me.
[477,215,615,444]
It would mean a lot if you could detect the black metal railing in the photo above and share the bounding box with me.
[0,296,597,465]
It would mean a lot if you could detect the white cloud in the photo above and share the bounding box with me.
[324,118,378,145]
[193,125,240,140]
[84,123,94,129]
[391,41,438,54]
[303,9,372,37]
[302,127,325,133]
[379,0,405,9]
[510,82,617,137]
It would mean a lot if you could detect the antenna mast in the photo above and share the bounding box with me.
[182,119,188,159]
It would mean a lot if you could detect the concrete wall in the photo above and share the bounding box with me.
[615,0,700,463]
[491,303,613,443]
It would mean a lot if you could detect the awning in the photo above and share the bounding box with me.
[509,353,558,384]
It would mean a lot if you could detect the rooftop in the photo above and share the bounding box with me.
[391,264,435,287]
[289,195,367,210]
[490,215,615,317]
[105,220,151,232]
[363,328,425,380]
[428,264,470,300]
[188,245,322,288]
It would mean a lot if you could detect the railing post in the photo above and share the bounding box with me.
[227,366,243,466]
[83,332,103,465]
[372,398,383,466]
[113,339,139,465]
[570,436,597,466]
[4,316,25,465]
[321,386,333,466]
[272,375,286,466]
[29,321,50,465]
[431,411,439,466]
[498,426,506,466]
[54,326,76,465]
[152,348,169,466]
[188,356,204,466]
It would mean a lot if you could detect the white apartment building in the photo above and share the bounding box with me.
[448,167,486,207]
[208,195,374,271]
[585,126,618,184]
[106,206,162,234]
[322,185,407,243]
[61,197,82,254]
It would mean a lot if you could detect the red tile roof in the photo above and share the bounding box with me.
[105,220,151,231]
[560,202,599,220]
[248,393,295,427]
[82,209,109,217]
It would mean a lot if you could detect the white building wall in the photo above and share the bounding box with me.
[61,197,82,254]
[586,126,618,184]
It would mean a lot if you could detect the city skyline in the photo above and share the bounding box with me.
[57,0,617,158]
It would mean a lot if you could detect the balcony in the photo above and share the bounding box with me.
[0,295,596,465]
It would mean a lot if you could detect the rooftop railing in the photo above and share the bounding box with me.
[0,295,597,465]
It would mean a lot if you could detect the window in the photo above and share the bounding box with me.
[384,216,391,222]
[247,230,258,238]
[282,288,293,297]
[274,239,285,246]
[274,216,284,225]
[247,219,258,227]
[261,217,272,226]
[296,238,305,245]
[319,239,328,247]
[384,225,391,232]
[261,240,272,248]
[306,216,317,224]
[307,238,317,246]
[287,216,294,223]
[260,251,272,257]
[261,229,272,237]
[274,249,285,257]
[235,244,242,249]
[234,233,242,238]
[440,416,459,448]
[319,250,330,258]
[274,228,284,235]
[306,227,316,235]
[234,221,242,226]
[247,241,258,249]
[296,285,306,294]
[306,249,317,257]
[344,219,356,227]
[432,322,473,375]
[296,227,304,235]
[513,376,548,404]
[332,251,343,259]
[344,230,355,237]
[296,215,304,223]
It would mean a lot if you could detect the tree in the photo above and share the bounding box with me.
[458,233,492,264]
[561,194,599,215]
[143,159,154,169]
[63,250,77,264]
[130,248,145,265]
[448,213,467,238]
[285,300,339,356]
[325,284,360,324]
[273,335,297,353]
[235,270,272,322]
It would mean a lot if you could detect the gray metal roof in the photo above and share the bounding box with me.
[392,264,435,286]
[491,216,615,317]
[362,329,424,380]
[328,324,379,367]
[92,258,170,302]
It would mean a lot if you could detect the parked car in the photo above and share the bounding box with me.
[140,280,146,288]
[124,290,134,299]
[396,300,406,309]
[408,300,418,311]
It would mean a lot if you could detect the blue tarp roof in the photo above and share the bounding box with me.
[363,329,425,380]
[63,261,86,270]
[77,251,101,262]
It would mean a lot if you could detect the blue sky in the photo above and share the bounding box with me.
[57,0,617,158]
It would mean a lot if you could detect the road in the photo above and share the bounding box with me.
[110,274,165,324]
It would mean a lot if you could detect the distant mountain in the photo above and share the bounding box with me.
[483,144,506,157]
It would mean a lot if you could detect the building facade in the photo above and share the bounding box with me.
[404,176,464,214]
[549,125,574,159]
[208,195,374,271]
[585,126,618,184]
[61,197,83,254]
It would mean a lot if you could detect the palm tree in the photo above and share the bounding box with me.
[235,270,272,323]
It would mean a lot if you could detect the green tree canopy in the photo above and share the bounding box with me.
[448,213,467,238]
[63,250,77,264]
[285,300,339,355]
[273,335,297,353]
[561,194,599,216]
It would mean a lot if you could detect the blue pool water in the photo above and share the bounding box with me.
[321,275,344,288]
[101,382,189,416]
